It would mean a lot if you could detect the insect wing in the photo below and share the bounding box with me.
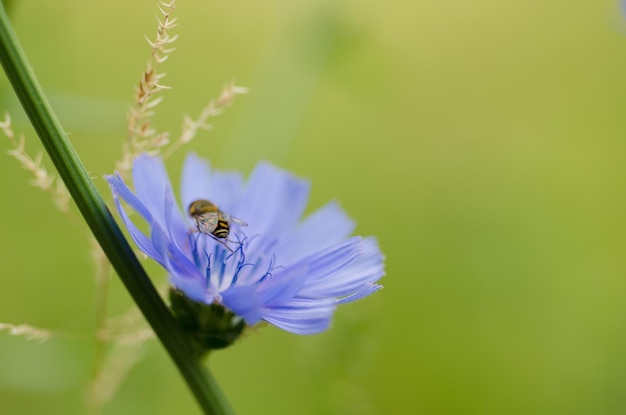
[229,216,248,227]
[218,210,248,227]
[195,211,218,233]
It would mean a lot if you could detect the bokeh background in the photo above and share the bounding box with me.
[1,0,626,414]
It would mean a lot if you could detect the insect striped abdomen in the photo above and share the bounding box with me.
[213,220,230,239]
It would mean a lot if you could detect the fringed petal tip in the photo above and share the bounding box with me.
[336,282,383,305]
[261,298,336,335]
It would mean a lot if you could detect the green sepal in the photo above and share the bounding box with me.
[169,288,246,354]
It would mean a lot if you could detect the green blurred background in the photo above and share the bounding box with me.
[1,0,626,413]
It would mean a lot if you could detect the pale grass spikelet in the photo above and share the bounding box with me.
[87,234,158,412]
[161,81,249,159]
[1,113,70,212]
[87,338,147,411]
[217,81,249,107]
[99,326,155,346]
[119,0,247,170]
[88,318,154,413]
[90,235,110,298]
[0,323,52,342]
[119,0,178,176]
[9,144,54,190]
[88,302,155,412]
[98,306,155,346]
[53,179,71,212]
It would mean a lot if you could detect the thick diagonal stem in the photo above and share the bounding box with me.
[0,5,232,415]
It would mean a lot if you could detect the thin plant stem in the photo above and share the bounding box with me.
[0,5,232,415]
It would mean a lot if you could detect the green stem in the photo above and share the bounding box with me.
[0,6,232,415]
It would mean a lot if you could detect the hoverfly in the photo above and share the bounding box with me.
[188,199,248,252]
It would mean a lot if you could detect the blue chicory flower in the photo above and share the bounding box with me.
[106,154,384,335]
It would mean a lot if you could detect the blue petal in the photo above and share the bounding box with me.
[151,224,214,303]
[299,237,385,299]
[171,277,216,304]
[109,185,164,266]
[105,173,153,222]
[148,190,202,283]
[209,169,245,214]
[262,298,336,335]
[257,262,310,305]
[278,201,356,266]
[181,153,212,213]
[221,285,263,324]
[181,153,244,215]
[237,162,310,240]
[153,228,202,286]
[258,237,361,306]
[336,282,383,304]
[163,184,195,258]
[300,237,362,280]
[132,154,173,229]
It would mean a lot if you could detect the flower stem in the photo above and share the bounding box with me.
[0,5,232,415]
